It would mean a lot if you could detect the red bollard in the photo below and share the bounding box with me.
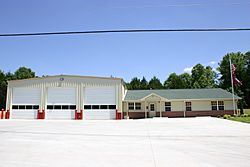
[80,110,83,119]
[1,109,4,119]
[5,109,10,119]
[42,110,45,119]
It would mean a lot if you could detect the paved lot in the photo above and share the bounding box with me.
[0,117,250,167]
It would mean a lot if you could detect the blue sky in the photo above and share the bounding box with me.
[0,0,249,82]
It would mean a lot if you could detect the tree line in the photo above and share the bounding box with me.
[0,51,249,109]
[126,51,250,108]
[126,64,216,90]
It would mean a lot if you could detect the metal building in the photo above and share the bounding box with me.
[6,75,125,120]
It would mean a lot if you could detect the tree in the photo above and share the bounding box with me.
[217,52,249,108]
[140,77,148,89]
[191,64,216,88]
[148,76,163,89]
[179,73,192,89]
[127,77,141,90]
[0,70,7,109]
[217,52,245,89]
[14,67,35,80]
[164,73,183,89]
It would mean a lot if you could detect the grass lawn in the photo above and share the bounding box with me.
[227,116,250,124]
[223,109,250,124]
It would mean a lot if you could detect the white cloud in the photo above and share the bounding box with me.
[183,67,193,73]
[209,61,216,65]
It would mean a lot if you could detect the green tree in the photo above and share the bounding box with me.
[140,77,148,89]
[217,52,249,107]
[217,52,245,89]
[127,77,142,90]
[179,73,192,88]
[191,64,216,88]
[14,67,35,79]
[164,73,183,89]
[0,70,7,109]
[148,76,163,89]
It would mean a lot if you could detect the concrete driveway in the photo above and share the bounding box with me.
[0,117,250,167]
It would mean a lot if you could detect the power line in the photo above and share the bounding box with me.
[0,28,250,37]
[110,2,250,9]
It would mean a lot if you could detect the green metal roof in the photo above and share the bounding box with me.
[124,88,241,101]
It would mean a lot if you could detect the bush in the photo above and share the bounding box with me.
[223,114,231,119]
[240,113,249,117]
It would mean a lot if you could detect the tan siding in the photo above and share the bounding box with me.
[224,100,235,110]
[171,101,184,111]
[123,102,146,113]
[192,101,211,111]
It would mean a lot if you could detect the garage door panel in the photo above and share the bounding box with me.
[47,110,75,120]
[13,87,41,105]
[47,87,76,119]
[12,87,40,119]
[47,87,76,104]
[84,110,116,120]
[85,86,116,104]
[12,110,37,119]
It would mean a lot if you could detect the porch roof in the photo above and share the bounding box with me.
[124,88,241,101]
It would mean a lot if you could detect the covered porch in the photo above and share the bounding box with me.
[123,93,171,119]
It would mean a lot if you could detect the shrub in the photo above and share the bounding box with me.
[223,114,231,119]
[240,113,249,117]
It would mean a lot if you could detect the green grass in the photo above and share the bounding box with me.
[222,109,250,124]
[227,117,250,124]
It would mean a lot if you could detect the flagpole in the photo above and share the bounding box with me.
[229,58,236,115]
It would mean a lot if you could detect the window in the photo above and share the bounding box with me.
[19,105,25,109]
[100,105,108,109]
[109,105,116,109]
[84,105,91,109]
[218,101,224,110]
[62,105,69,110]
[150,104,155,111]
[135,103,141,110]
[185,102,192,111]
[165,102,171,111]
[33,105,39,110]
[12,105,18,109]
[54,105,61,110]
[47,105,53,109]
[211,101,217,110]
[128,103,134,110]
[70,105,76,110]
[26,105,33,110]
[92,105,99,109]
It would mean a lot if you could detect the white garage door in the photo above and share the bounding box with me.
[84,86,116,120]
[47,87,76,120]
[12,87,41,119]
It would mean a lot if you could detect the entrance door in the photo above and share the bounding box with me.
[149,103,156,118]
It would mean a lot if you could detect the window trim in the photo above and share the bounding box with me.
[165,102,171,112]
[128,102,135,110]
[135,103,141,110]
[218,101,224,111]
[185,102,192,111]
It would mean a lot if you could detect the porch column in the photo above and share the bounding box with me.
[160,101,162,117]
[144,101,147,118]
[183,101,186,117]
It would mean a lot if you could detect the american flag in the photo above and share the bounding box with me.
[231,64,242,86]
